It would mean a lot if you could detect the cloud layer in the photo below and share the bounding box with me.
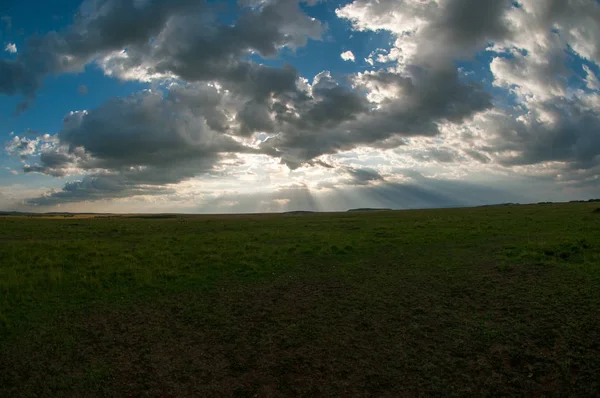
[4,43,16,54]
[3,0,600,208]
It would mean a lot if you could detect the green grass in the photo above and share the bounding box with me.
[1,203,600,396]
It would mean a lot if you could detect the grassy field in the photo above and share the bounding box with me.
[1,203,600,396]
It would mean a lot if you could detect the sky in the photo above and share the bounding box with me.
[1,0,600,213]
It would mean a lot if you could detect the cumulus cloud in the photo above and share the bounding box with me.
[411,148,460,164]
[0,0,324,101]
[345,167,384,185]
[336,0,513,66]
[340,50,355,62]
[4,43,17,53]
[476,1,600,174]
[4,0,600,208]
[26,175,175,206]
[258,64,491,169]
[15,84,258,203]
[335,0,600,182]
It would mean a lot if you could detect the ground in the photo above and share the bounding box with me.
[1,203,599,396]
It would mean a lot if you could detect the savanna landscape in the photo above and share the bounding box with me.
[1,202,599,396]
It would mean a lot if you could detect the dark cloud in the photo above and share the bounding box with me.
[526,0,600,64]
[56,88,243,168]
[303,71,369,126]
[487,97,600,170]
[6,0,600,208]
[336,0,600,180]
[17,85,257,203]
[0,0,323,102]
[248,0,502,168]
[338,0,514,63]
[419,0,512,61]
[464,150,491,164]
[144,0,323,94]
[360,67,492,125]
[260,66,491,168]
[0,0,203,97]
[4,0,494,180]
[345,167,384,185]
[26,174,175,206]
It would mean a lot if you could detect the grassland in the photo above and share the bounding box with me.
[1,203,600,396]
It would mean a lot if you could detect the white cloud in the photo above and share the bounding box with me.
[4,0,600,210]
[583,65,600,92]
[99,51,173,83]
[340,50,355,62]
[4,43,16,53]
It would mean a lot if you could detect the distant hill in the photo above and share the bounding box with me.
[347,208,392,212]
[283,211,316,215]
[478,203,520,207]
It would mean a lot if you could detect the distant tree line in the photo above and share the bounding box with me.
[536,199,600,205]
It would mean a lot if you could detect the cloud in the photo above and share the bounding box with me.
[5,0,600,208]
[15,84,260,203]
[0,0,324,102]
[259,65,491,169]
[4,43,16,53]
[336,0,513,66]
[0,0,206,98]
[77,85,88,95]
[345,167,384,185]
[340,50,355,62]
[477,98,600,170]
[335,0,600,182]
[583,65,600,92]
[3,0,497,203]
[26,175,175,206]
[473,1,600,174]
